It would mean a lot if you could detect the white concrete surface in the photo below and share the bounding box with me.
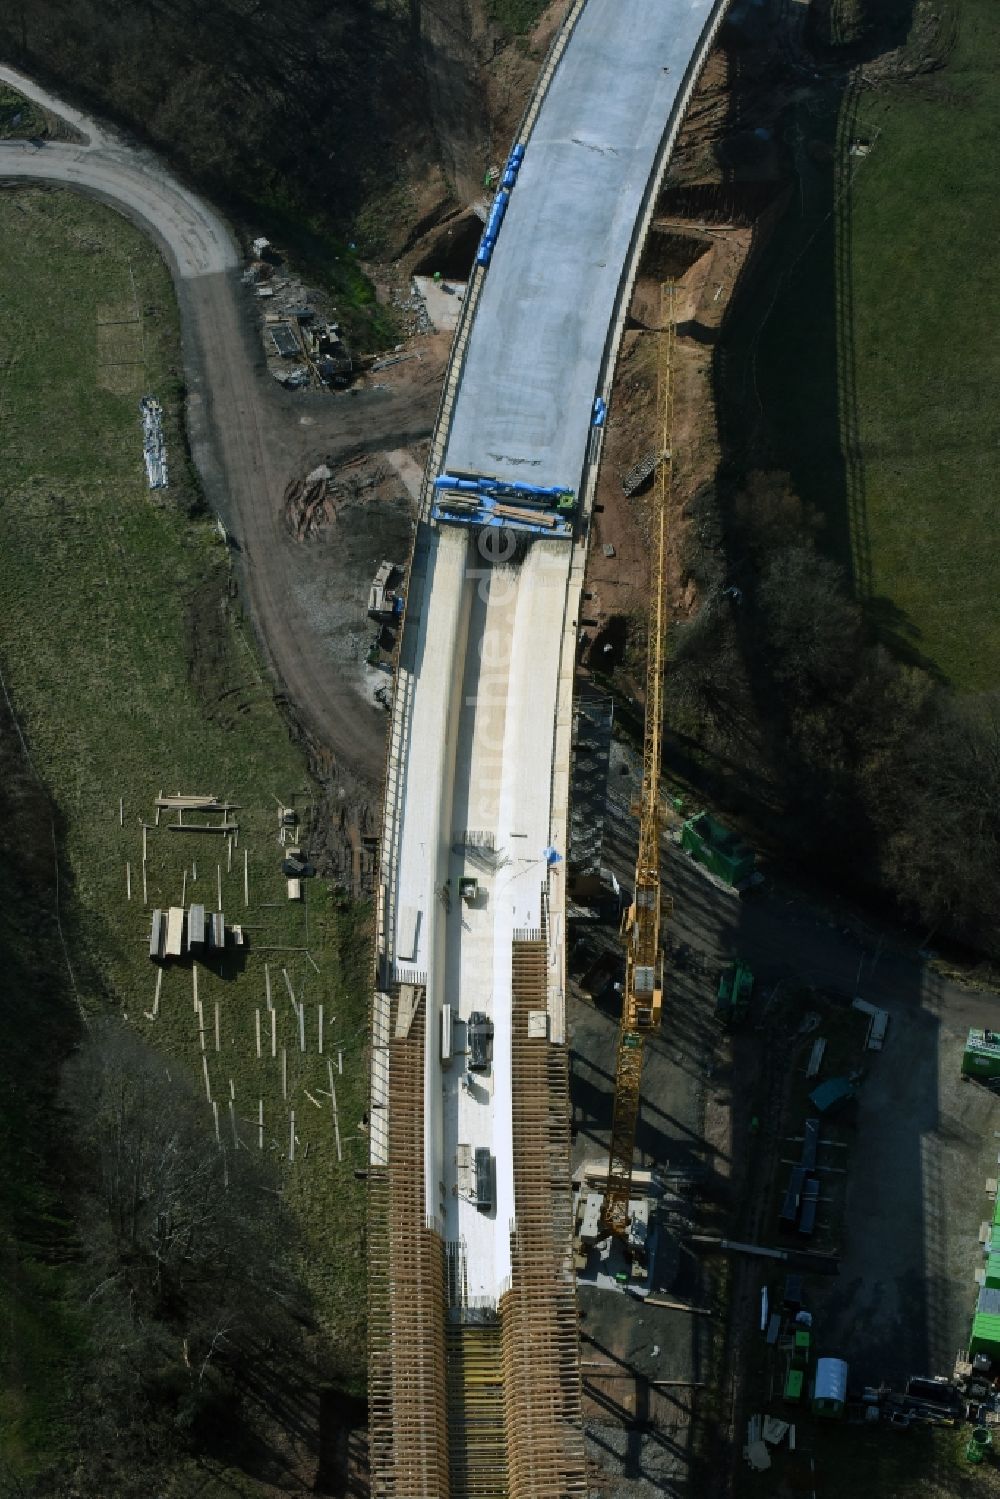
[393,538,570,1302]
[0,64,237,278]
[445,0,717,491]
[412,274,465,333]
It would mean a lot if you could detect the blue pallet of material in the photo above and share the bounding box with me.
[501,144,526,190]
[433,474,481,493]
[434,472,577,512]
[484,189,510,246]
[592,396,607,427]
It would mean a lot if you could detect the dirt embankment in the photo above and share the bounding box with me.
[579,37,793,686]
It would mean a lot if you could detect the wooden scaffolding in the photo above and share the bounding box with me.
[368,983,451,1497]
[501,929,588,1497]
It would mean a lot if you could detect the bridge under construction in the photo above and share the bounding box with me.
[368,2,731,1493]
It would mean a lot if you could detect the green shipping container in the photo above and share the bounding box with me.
[970,1312,1000,1359]
[962,1029,1000,1081]
[992,1197,1000,1230]
[784,1368,804,1404]
[987,1253,1000,1290]
[680,812,755,888]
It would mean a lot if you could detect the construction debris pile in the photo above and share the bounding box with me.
[283,466,340,540]
[244,237,352,389]
[389,281,433,337]
[265,307,352,389]
[139,395,168,489]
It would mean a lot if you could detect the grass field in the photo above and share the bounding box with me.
[721,0,1000,691]
[0,83,46,139]
[0,187,369,1479]
[843,0,1000,690]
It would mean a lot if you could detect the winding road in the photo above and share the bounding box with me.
[0,63,436,796]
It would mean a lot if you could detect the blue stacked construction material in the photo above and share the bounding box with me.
[476,143,526,267]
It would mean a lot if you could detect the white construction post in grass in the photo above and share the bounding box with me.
[338,1048,343,1076]
[126,862,131,901]
[289,1111,296,1164]
[119,796,124,827]
[142,859,148,907]
[198,998,206,1052]
[202,1054,212,1102]
[156,789,162,827]
[255,1008,261,1059]
[153,967,162,1018]
[265,963,272,1011]
[318,1003,323,1054]
[142,824,147,863]
[213,1099,220,1142]
[328,1058,342,1163]
[281,1046,287,1101]
[227,836,232,874]
[230,1099,238,1149]
[244,848,249,907]
[271,1006,277,1059]
[216,864,222,910]
[193,963,199,1014]
[214,1001,220,1053]
[298,1002,305,1054]
[181,868,188,907]
[258,1098,264,1151]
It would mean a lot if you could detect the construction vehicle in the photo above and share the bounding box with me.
[474,1148,494,1212]
[368,560,404,621]
[599,284,675,1248]
[467,1012,494,1073]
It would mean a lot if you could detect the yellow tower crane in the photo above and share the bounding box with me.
[600,282,674,1241]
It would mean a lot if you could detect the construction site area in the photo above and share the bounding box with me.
[5,0,1000,1495]
[363,2,1000,1495]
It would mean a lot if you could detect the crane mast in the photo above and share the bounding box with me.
[600,283,674,1240]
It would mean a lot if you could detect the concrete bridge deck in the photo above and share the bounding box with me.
[372,0,731,1493]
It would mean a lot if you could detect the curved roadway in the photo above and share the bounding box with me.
[0,63,434,786]
[380,0,728,1316]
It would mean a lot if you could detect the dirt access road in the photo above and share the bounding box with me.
[0,64,439,819]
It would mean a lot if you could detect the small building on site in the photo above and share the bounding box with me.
[680,812,755,888]
[971,1289,1000,1364]
[812,1357,848,1418]
[962,1029,1000,1082]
